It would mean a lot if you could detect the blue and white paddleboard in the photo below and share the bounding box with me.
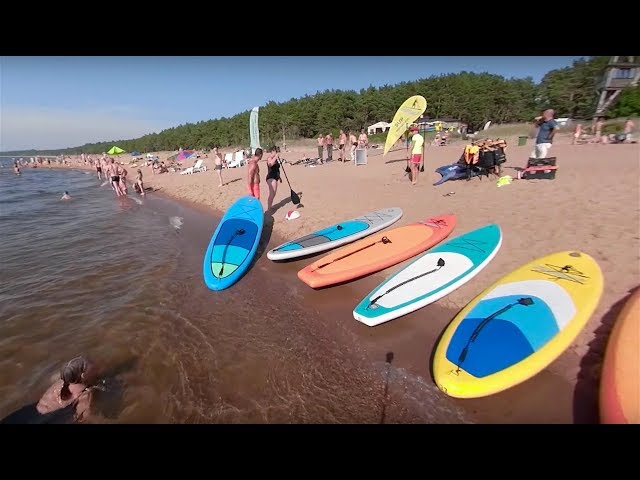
[266,207,403,261]
[203,196,264,291]
[353,224,502,326]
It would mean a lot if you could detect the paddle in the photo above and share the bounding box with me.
[454,297,534,373]
[278,160,301,205]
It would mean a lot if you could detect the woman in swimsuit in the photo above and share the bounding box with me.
[265,146,282,211]
[213,146,224,187]
[1,356,97,424]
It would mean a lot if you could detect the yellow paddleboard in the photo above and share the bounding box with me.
[433,251,603,399]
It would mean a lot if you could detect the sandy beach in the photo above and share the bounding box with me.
[42,135,639,422]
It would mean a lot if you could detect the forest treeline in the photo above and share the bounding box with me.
[4,56,639,156]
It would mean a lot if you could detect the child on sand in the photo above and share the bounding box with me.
[246,148,263,200]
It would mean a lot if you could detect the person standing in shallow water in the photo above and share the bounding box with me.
[0,356,97,424]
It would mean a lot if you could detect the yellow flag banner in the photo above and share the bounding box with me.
[383,95,427,156]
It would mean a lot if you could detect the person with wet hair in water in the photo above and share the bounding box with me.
[1,356,97,424]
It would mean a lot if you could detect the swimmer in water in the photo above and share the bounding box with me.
[0,356,98,424]
[14,160,21,175]
[61,191,71,200]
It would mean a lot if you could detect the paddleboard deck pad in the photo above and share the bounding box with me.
[433,251,603,398]
[353,224,502,326]
[298,214,456,289]
[203,195,264,291]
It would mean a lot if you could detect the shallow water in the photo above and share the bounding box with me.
[0,167,475,423]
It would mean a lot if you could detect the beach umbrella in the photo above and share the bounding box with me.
[107,146,125,155]
[176,150,195,162]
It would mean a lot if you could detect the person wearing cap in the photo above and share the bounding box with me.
[409,126,424,185]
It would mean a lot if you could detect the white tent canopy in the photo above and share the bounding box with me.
[367,121,391,135]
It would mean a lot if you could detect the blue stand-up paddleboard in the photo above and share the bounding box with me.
[203,196,264,291]
[353,224,502,326]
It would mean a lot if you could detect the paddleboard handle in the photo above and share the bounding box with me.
[313,236,392,271]
[367,258,446,308]
[454,297,534,374]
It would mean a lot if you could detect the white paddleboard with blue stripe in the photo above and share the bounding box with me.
[266,207,402,261]
[353,224,502,326]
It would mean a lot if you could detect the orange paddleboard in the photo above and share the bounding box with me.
[600,287,640,424]
[297,215,456,289]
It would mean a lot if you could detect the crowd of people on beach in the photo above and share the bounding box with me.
[316,129,369,163]
[572,118,635,145]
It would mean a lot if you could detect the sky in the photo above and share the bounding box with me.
[0,56,584,151]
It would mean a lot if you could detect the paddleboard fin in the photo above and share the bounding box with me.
[454,297,534,373]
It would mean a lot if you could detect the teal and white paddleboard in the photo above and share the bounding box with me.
[353,224,502,326]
